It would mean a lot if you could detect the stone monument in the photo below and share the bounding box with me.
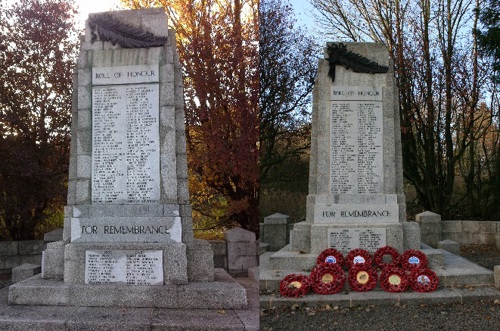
[259,43,498,305]
[8,8,247,309]
[267,43,420,271]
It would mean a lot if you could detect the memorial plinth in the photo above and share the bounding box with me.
[268,43,420,272]
[8,9,247,309]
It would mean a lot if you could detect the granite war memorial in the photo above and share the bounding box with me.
[273,42,420,266]
[8,8,248,310]
[260,43,497,300]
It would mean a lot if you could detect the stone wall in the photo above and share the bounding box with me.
[0,228,62,273]
[0,241,43,273]
[442,220,500,247]
[262,212,500,251]
[201,229,260,276]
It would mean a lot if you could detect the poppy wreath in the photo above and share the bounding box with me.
[316,248,345,267]
[348,264,378,292]
[400,249,428,271]
[380,267,409,292]
[374,246,401,270]
[310,262,346,294]
[409,268,439,292]
[279,273,311,298]
[346,248,373,269]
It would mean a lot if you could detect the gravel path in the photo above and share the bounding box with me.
[261,300,500,331]
[261,245,500,331]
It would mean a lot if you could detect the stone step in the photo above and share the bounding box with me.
[266,244,446,271]
[260,248,495,293]
[0,277,259,331]
[9,269,248,309]
[268,247,317,271]
[260,285,500,309]
[11,263,41,284]
[421,248,444,267]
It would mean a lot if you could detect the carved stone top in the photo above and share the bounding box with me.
[89,12,168,48]
[327,43,389,82]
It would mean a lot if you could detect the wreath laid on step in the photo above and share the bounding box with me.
[380,267,409,292]
[346,248,373,269]
[316,248,345,267]
[409,268,439,292]
[401,249,428,270]
[374,246,401,270]
[279,273,311,298]
[348,264,378,292]
[310,262,346,294]
[278,246,439,298]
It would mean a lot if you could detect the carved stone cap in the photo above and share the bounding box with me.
[86,9,169,49]
[326,42,389,83]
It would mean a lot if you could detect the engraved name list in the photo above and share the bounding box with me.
[91,65,160,204]
[330,86,383,194]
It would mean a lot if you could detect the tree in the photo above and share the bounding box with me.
[120,0,260,234]
[474,0,500,219]
[259,0,318,190]
[0,0,78,239]
[475,0,500,82]
[309,0,494,219]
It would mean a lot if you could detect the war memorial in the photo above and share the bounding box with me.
[260,42,500,306]
[0,9,257,330]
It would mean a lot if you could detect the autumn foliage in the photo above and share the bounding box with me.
[121,0,260,234]
[0,0,79,239]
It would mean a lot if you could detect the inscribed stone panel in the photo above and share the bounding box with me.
[330,86,383,194]
[85,250,163,285]
[92,83,160,203]
[328,228,386,253]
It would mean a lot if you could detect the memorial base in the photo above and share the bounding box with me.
[310,223,404,254]
[8,269,247,309]
[64,242,190,285]
[289,192,417,256]
[290,222,412,255]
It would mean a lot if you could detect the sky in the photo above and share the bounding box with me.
[287,0,317,32]
[4,0,120,29]
[78,0,319,31]
[6,0,318,31]
[287,0,328,45]
[74,0,121,28]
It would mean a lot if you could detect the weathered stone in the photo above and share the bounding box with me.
[262,214,289,251]
[262,43,420,286]
[186,240,214,282]
[43,228,63,243]
[42,241,65,280]
[0,242,18,256]
[462,220,480,233]
[289,222,311,253]
[18,241,44,255]
[402,221,421,250]
[437,239,460,255]
[442,221,463,233]
[12,263,41,283]
[10,8,248,311]
[416,211,442,248]
[224,227,256,242]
